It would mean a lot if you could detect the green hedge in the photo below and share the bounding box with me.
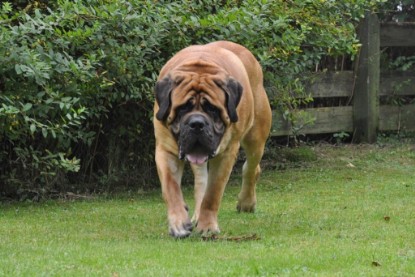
[0,0,382,194]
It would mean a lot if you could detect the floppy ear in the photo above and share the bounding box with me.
[221,78,243,123]
[155,77,173,121]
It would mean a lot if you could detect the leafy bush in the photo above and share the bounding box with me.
[0,0,384,194]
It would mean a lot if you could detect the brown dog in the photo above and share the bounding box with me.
[153,41,272,238]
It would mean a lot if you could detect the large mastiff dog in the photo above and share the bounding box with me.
[154,41,272,238]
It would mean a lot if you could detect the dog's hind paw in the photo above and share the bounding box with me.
[236,201,256,213]
[237,195,256,213]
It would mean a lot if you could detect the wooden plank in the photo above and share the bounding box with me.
[379,105,415,131]
[305,71,415,98]
[271,106,353,136]
[380,22,415,47]
[307,71,354,98]
[380,72,415,96]
[271,104,415,137]
[353,12,380,143]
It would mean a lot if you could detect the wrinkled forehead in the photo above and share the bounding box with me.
[170,70,227,105]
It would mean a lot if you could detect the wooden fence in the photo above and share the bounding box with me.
[271,13,415,142]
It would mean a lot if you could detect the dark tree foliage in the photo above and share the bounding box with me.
[378,0,415,22]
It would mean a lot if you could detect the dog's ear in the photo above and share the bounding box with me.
[219,78,243,123]
[155,77,173,121]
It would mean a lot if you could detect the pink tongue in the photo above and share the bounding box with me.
[186,154,208,165]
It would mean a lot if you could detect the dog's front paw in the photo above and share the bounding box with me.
[196,221,220,236]
[196,211,220,235]
[169,220,193,238]
[168,207,193,238]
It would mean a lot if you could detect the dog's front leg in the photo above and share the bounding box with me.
[155,148,192,238]
[196,145,239,235]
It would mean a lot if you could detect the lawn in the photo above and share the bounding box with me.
[1,142,414,276]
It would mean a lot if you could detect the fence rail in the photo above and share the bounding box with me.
[272,71,415,136]
[272,13,415,142]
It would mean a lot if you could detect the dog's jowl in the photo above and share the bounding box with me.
[153,41,272,238]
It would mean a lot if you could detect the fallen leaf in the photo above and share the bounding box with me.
[372,261,381,267]
[346,162,356,168]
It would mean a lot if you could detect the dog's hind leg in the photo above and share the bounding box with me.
[238,113,271,212]
[238,141,264,212]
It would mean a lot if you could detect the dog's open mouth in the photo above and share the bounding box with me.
[185,153,209,165]
[179,142,215,165]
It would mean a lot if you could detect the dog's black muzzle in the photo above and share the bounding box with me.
[178,113,218,163]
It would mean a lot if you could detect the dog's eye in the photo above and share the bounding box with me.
[177,100,193,115]
[203,102,219,115]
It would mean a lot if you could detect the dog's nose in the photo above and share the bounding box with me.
[188,115,206,131]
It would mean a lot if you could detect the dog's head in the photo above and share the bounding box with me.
[154,63,242,165]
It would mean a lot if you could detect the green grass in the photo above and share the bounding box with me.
[1,143,415,276]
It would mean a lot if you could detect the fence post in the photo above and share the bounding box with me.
[353,12,380,143]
